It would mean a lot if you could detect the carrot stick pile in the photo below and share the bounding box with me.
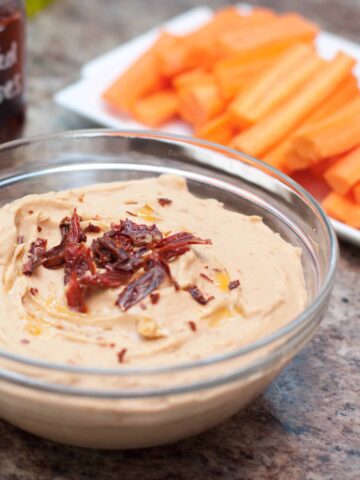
[102,6,360,229]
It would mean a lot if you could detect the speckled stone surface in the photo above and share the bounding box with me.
[0,0,359,478]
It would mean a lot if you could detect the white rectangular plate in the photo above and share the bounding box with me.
[54,5,360,246]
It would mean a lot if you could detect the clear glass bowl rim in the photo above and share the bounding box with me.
[0,129,338,377]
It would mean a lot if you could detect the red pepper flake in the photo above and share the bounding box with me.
[229,279,240,290]
[29,287,38,296]
[186,285,212,305]
[140,302,147,310]
[126,211,138,217]
[200,273,213,283]
[204,265,209,269]
[17,235,24,244]
[158,198,172,207]
[28,210,34,215]
[150,292,160,305]
[37,226,42,233]
[84,223,101,234]
[109,342,116,348]
[20,339,30,345]
[188,321,197,332]
[117,348,127,363]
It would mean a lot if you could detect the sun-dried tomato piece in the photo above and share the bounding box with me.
[68,209,87,244]
[80,269,130,289]
[23,238,48,275]
[186,285,212,305]
[66,270,87,313]
[117,218,162,246]
[116,262,167,311]
[59,216,70,239]
[154,232,211,263]
[42,241,66,269]
[92,237,130,268]
[42,210,87,270]
[63,243,95,285]
[155,232,211,250]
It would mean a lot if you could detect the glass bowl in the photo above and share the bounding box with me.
[0,130,337,449]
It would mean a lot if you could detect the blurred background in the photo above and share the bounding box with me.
[23,0,360,139]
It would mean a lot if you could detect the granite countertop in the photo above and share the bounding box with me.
[0,0,359,478]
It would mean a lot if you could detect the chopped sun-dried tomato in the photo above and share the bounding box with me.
[68,209,87,244]
[66,270,87,313]
[80,269,130,289]
[23,238,47,275]
[92,236,130,268]
[63,243,95,285]
[154,232,211,263]
[23,209,212,313]
[116,262,167,311]
[117,218,162,246]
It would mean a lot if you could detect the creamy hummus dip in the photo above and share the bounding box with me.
[0,175,306,367]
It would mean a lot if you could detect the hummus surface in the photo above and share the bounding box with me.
[0,175,306,367]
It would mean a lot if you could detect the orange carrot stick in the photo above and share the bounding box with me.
[231,53,356,157]
[229,44,320,127]
[310,155,340,178]
[353,182,360,204]
[323,192,360,228]
[323,146,360,195]
[306,75,359,124]
[172,69,213,91]
[178,81,225,128]
[290,95,360,167]
[131,90,178,127]
[196,113,236,145]
[214,55,278,100]
[102,33,176,112]
[219,13,318,59]
[264,75,359,171]
[157,8,276,77]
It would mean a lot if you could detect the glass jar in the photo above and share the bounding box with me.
[0,0,25,143]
